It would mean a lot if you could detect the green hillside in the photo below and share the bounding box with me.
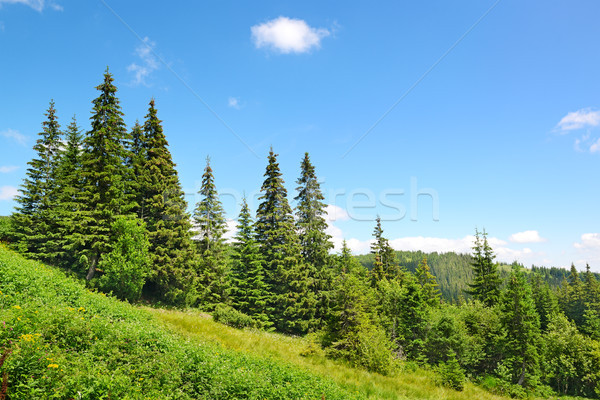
[0,245,361,399]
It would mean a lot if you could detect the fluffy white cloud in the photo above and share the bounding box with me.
[228,97,240,109]
[0,129,27,146]
[128,37,159,86]
[0,166,18,173]
[557,109,600,132]
[509,230,546,243]
[574,233,600,250]
[590,138,600,153]
[251,17,330,54]
[223,219,238,242]
[0,186,18,201]
[0,0,61,12]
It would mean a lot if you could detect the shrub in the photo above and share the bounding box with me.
[437,351,466,391]
[0,216,12,243]
[212,304,256,329]
[96,217,150,302]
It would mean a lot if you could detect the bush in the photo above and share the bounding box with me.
[96,217,150,302]
[0,216,12,243]
[437,351,466,391]
[212,304,256,329]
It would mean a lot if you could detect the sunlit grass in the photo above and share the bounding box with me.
[149,307,511,400]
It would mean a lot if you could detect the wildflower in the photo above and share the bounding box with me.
[47,364,58,368]
[13,305,21,309]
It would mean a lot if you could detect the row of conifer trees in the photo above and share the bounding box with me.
[10,70,600,397]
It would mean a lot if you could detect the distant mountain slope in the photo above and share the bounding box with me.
[354,250,593,302]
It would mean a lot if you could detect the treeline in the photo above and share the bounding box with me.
[6,70,600,398]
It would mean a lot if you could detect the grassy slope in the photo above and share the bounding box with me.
[150,308,510,400]
[0,246,360,400]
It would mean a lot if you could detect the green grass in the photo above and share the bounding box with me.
[0,245,362,399]
[150,308,511,400]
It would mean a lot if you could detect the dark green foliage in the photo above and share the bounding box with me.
[294,152,333,327]
[255,148,316,334]
[530,273,559,331]
[54,116,85,269]
[78,70,134,280]
[369,217,399,284]
[229,197,271,328]
[12,101,62,262]
[128,120,147,221]
[499,265,541,388]
[138,99,197,305]
[212,304,257,329]
[97,216,150,301]
[0,216,13,243]
[437,351,466,391]
[415,256,441,307]
[193,157,229,309]
[466,229,501,307]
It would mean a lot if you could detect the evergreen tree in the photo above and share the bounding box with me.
[500,265,541,387]
[530,273,559,331]
[369,217,399,283]
[466,228,501,307]
[12,101,62,262]
[128,121,148,221]
[255,148,316,333]
[415,256,441,307]
[229,197,271,328]
[54,116,85,268]
[138,99,197,305]
[193,157,229,308]
[294,152,334,325]
[561,264,586,327]
[79,69,134,280]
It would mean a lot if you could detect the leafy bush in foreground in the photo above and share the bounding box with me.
[0,246,363,399]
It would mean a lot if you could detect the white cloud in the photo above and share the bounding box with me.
[228,97,241,109]
[556,108,600,132]
[223,219,238,242]
[590,138,600,153]
[0,166,19,173]
[0,0,61,12]
[0,186,18,201]
[574,233,600,250]
[509,230,546,244]
[0,129,27,146]
[251,16,330,54]
[127,37,159,86]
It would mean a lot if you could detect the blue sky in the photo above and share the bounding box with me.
[2,0,600,270]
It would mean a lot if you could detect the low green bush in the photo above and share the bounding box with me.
[212,303,256,329]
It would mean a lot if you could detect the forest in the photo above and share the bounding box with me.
[2,69,600,399]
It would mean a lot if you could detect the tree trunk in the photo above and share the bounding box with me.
[86,254,98,281]
[517,360,526,386]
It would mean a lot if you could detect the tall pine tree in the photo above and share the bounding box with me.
[255,148,316,333]
[466,228,501,307]
[369,216,399,284]
[79,69,134,280]
[12,101,62,262]
[193,157,229,308]
[229,197,271,327]
[415,256,441,307]
[138,99,197,305]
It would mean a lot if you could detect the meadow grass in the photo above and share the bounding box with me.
[150,307,512,400]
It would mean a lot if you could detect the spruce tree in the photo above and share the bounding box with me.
[294,152,334,325]
[128,121,148,221]
[415,256,441,307]
[369,217,399,284]
[193,157,229,308]
[54,116,85,268]
[500,265,541,387]
[466,228,501,307]
[255,148,316,333]
[229,197,271,328]
[138,99,197,305]
[12,101,62,262]
[79,69,134,280]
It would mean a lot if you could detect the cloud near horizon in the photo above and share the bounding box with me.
[251,16,330,54]
[509,230,546,243]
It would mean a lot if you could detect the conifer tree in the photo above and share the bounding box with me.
[229,197,271,328]
[369,217,399,284]
[530,273,559,331]
[138,99,197,305]
[466,228,501,307]
[12,101,62,262]
[193,157,229,308]
[255,148,316,333]
[79,69,134,280]
[54,116,85,268]
[294,152,334,325]
[561,264,586,327]
[415,256,441,307]
[500,265,541,387]
[128,121,148,221]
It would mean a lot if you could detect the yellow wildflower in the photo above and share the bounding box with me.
[47,364,58,368]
